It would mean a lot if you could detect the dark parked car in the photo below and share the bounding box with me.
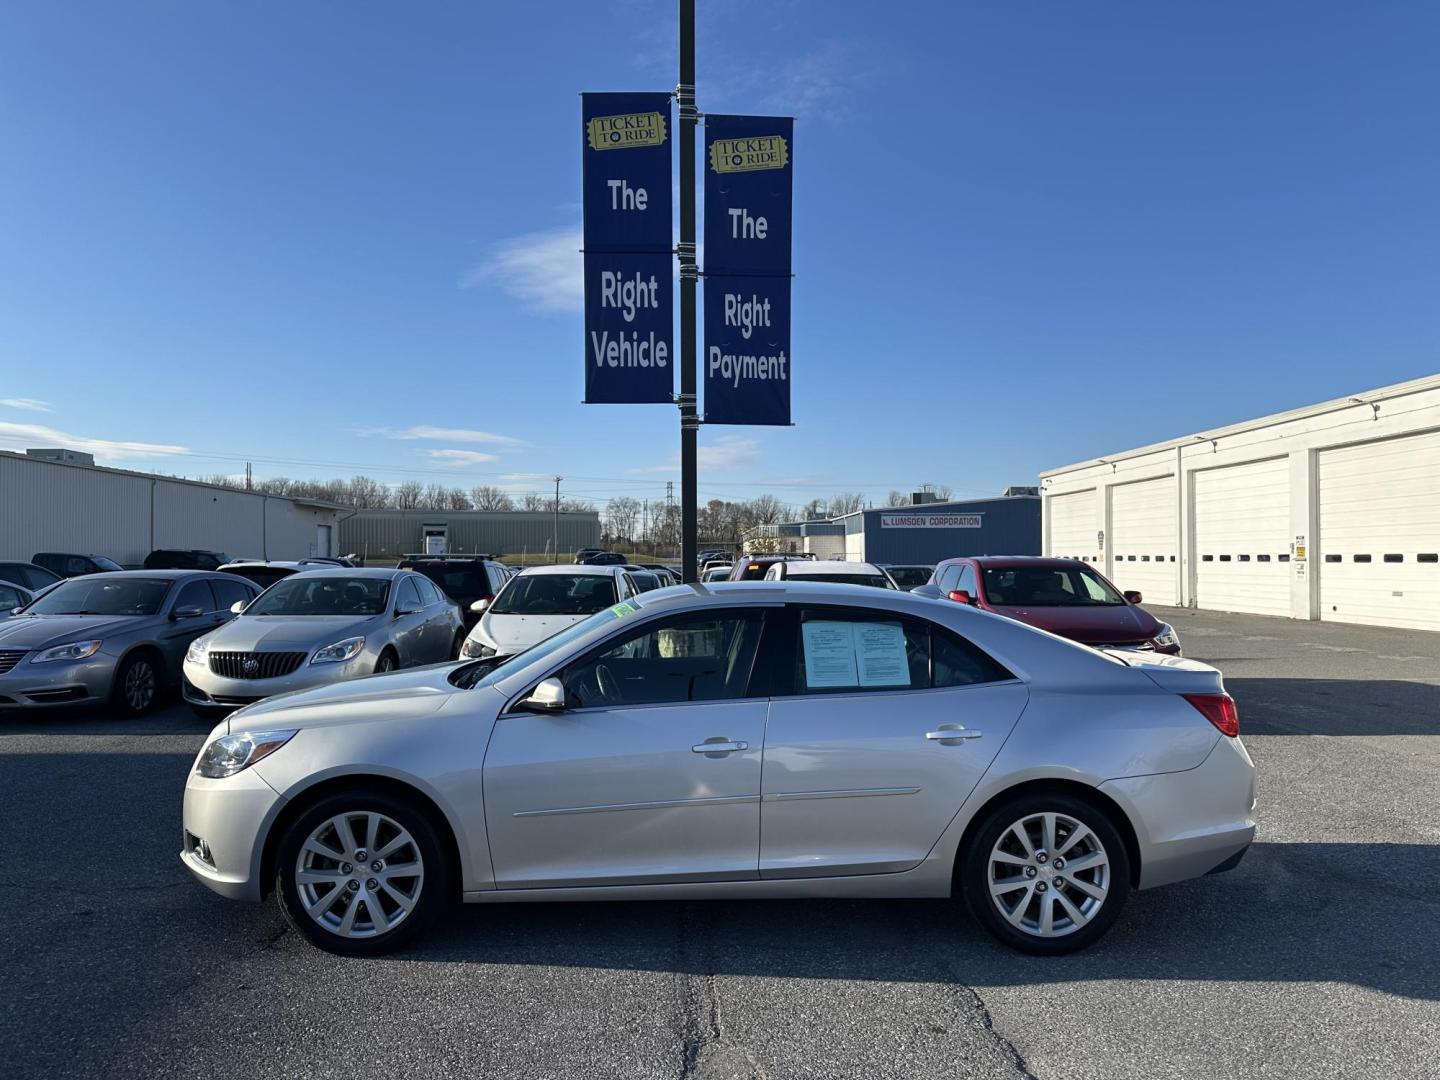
[0,561,63,592]
[581,552,628,566]
[32,552,124,578]
[572,548,606,564]
[397,555,514,630]
[217,561,314,590]
[726,552,816,581]
[929,556,1180,655]
[143,549,229,571]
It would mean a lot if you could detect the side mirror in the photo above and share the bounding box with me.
[470,598,491,614]
[948,590,976,606]
[1123,590,1143,605]
[395,606,418,618]
[172,605,204,620]
[517,677,567,713]
[230,600,247,615]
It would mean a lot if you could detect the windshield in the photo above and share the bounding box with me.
[490,573,617,615]
[92,556,124,572]
[886,566,932,589]
[246,576,390,616]
[25,577,171,616]
[795,573,896,589]
[450,600,641,689]
[983,566,1126,606]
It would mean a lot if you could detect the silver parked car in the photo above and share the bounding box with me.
[181,581,1254,957]
[0,580,36,620]
[182,568,465,718]
[0,571,259,715]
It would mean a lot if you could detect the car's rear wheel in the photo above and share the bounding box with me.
[961,791,1130,955]
[111,653,160,717]
[275,790,449,956]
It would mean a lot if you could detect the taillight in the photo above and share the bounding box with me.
[1183,693,1239,738]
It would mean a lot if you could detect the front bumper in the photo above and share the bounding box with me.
[1100,734,1256,890]
[0,653,116,708]
[181,764,287,901]
[183,654,372,710]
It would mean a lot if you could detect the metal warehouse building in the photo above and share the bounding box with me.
[0,451,347,564]
[751,493,1041,564]
[340,509,602,562]
[1040,374,1440,632]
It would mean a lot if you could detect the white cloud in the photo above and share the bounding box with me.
[0,420,187,462]
[0,397,52,413]
[633,434,762,474]
[361,425,525,447]
[425,449,500,466]
[710,40,876,125]
[462,226,583,314]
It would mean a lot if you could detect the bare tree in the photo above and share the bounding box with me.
[747,493,787,525]
[348,475,389,509]
[445,487,472,510]
[518,492,546,512]
[393,481,423,510]
[561,498,594,513]
[471,485,514,511]
[605,496,641,543]
[887,490,910,507]
[828,492,866,517]
[935,484,953,501]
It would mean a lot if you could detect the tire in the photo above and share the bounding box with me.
[374,649,398,675]
[451,630,466,661]
[961,790,1131,955]
[275,789,451,956]
[111,652,161,717]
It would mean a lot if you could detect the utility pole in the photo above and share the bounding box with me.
[245,462,252,491]
[677,0,698,582]
[552,475,562,563]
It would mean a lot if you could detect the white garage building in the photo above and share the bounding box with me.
[1039,375,1440,632]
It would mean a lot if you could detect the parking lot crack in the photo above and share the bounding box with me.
[676,905,765,1080]
[956,982,1040,1080]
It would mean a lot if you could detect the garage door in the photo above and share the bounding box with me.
[1109,476,1177,605]
[1192,458,1291,617]
[1046,490,1098,564]
[1318,431,1440,632]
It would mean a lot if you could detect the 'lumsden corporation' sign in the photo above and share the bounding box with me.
[880,513,983,529]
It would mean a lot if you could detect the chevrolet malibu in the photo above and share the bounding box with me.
[181,581,1254,957]
[183,568,464,718]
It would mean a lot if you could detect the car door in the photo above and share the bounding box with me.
[415,576,453,661]
[758,604,1028,879]
[159,579,222,672]
[389,576,428,666]
[483,606,773,888]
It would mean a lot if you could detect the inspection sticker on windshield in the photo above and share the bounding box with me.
[609,601,640,618]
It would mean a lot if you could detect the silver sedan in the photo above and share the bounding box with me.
[182,568,465,718]
[180,581,1255,956]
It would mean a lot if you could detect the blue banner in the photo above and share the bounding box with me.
[704,275,790,426]
[584,252,673,404]
[582,92,673,254]
[582,92,674,403]
[703,115,793,276]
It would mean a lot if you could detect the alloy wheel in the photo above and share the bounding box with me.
[295,811,424,939]
[987,811,1110,938]
[124,660,156,712]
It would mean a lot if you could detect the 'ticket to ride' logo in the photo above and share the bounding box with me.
[709,134,788,173]
[586,112,668,151]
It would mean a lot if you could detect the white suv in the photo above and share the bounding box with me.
[763,560,897,589]
[460,564,637,660]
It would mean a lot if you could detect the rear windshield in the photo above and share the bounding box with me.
[794,573,896,589]
[25,577,171,616]
[406,563,492,599]
[491,573,618,615]
[736,562,771,580]
[982,566,1125,606]
[246,576,391,616]
[886,567,932,590]
[93,556,125,572]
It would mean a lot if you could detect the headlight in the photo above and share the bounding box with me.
[195,729,297,779]
[185,637,209,665]
[1151,623,1180,650]
[311,636,365,665]
[461,637,496,659]
[32,639,102,664]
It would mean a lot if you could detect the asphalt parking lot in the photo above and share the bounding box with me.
[2,607,1437,1080]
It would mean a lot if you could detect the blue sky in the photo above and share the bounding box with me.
[2,1,1436,510]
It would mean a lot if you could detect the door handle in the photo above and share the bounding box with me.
[692,738,749,756]
[926,726,982,744]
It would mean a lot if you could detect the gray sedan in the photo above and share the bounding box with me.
[180,580,1254,957]
[0,571,259,715]
[182,568,465,718]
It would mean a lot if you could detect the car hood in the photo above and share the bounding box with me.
[204,614,381,651]
[987,603,1161,644]
[0,614,149,650]
[227,664,456,734]
[478,611,592,654]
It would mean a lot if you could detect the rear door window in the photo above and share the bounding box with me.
[211,578,253,611]
[174,580,218,613]
[397,577,423,612]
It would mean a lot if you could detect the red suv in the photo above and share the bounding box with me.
[928,556,1180,655]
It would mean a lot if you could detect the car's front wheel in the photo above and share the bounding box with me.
[275,790,450,956]
[111,652,160,717]
[961,791,1131,955]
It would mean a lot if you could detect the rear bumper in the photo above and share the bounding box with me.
[1100,734,1256,890]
